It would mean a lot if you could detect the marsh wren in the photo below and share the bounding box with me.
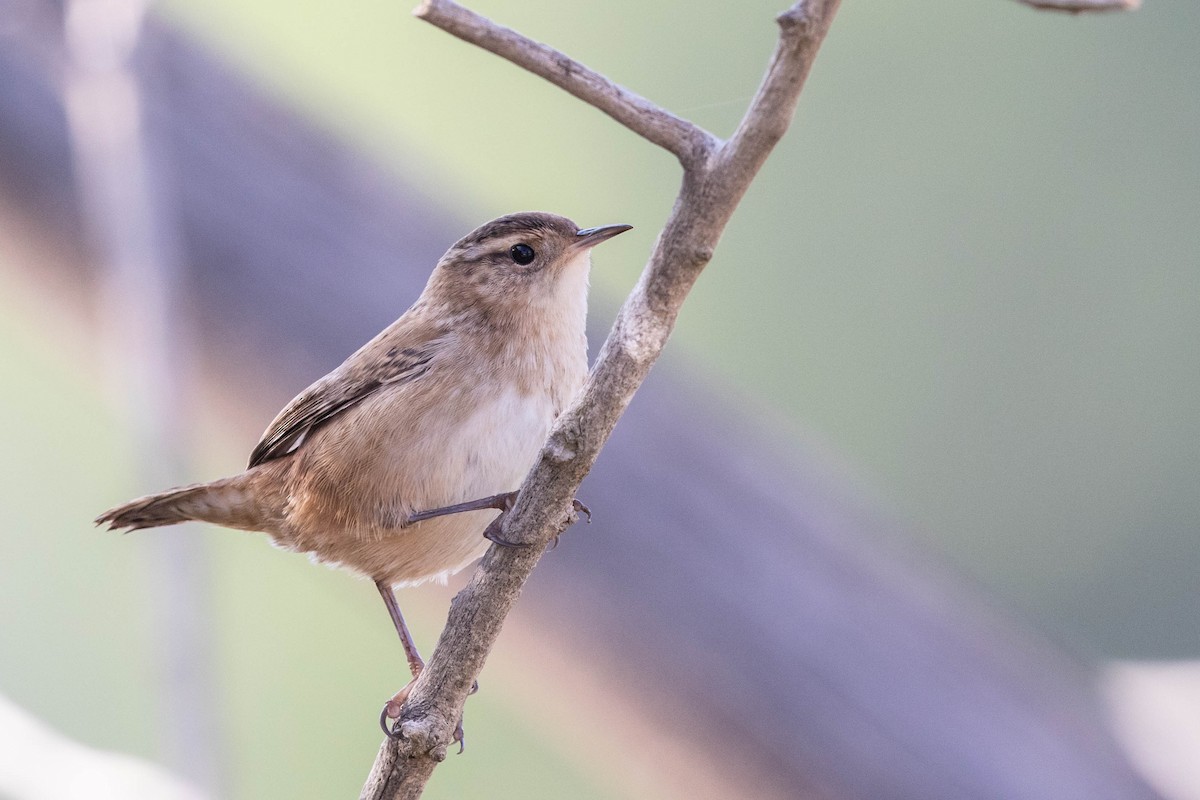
[97,211,631,740]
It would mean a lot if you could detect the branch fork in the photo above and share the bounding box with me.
[361,3,841,797]
[362,0,1138,796]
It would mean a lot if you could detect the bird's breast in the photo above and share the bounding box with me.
[450,384,560,493]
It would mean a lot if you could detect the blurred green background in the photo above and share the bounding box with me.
[157,0,1199,654]
[1,0,1197,797]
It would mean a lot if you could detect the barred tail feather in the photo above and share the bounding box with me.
[95,477,256,532]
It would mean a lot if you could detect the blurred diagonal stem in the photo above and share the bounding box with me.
[1014,0,1140,12]
[63,0,224,793]
[360,0,841,797]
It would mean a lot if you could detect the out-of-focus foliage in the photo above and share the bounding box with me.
[160,0,1199,655]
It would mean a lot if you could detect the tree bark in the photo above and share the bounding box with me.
[359,1,843,795]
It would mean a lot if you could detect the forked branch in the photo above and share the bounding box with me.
[361,1,840,797]
[413,0,719,169]
[361,0,1136,797]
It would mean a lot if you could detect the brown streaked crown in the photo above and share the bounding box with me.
[449,211,579,253]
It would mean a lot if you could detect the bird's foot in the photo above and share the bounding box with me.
[483,497,592,549]
[411,491,591,548]
[452,715,466,754]
[379,677,417,739]
[450,680,479,753]
[380,679,479,755]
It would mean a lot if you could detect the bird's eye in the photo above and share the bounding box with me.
[509,243,536,265]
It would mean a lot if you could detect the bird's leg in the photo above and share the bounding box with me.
[374,580,475,752]
[407,491,518,522]
[377,580,424,676]
[376,580,424,737]
[410,492,592,549]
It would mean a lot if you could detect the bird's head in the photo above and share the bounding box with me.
[423,211,631,325]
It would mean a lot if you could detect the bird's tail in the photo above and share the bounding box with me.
[95,476,260,532]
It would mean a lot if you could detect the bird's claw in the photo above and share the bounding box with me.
[483,515,525,548]
[484,497,592,548]
[449,679,478,753]
[453,718,466,754]
[379,677,416,738]
[379,680,479,749]
[380,699,405,739]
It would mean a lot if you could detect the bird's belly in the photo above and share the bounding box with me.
[283,386,561,585]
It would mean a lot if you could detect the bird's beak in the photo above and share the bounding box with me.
[572,223,633,250]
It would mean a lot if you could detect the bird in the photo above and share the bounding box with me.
[96,211,631,743]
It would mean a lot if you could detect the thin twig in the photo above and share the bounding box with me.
[716,5,836,200]
[361,1,841,798]
[1014,0,1140,12]
[413,0,719,169]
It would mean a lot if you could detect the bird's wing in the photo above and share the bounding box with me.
[247,321,446,468]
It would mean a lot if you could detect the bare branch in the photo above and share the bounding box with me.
[413,0,719,168]
[365,0,1138,792]
[1014,0,1140,12]
[362,1,841,797]
[717,2,840,202]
